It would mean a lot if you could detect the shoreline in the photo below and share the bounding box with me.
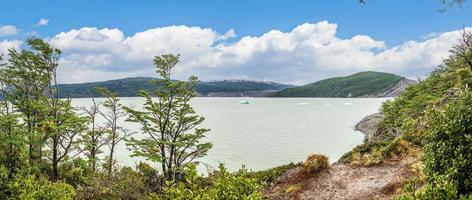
[353,113,381,143]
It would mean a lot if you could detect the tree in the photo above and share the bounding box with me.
[2,40,53,163]
[451,29,472,70]
[359,0,466,10]
[97,87,132,178]
[79,99,109,172]
[0,55,28,177]
[124,54,212,182]
[26,38,88,181]
[1,38,88,180]
[440,0,466,9]
[45,100,88,180]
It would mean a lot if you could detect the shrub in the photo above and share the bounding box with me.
[396,175,472,200]
[75,173,112,200]
[0,165,8,199]
[76,166,152,200]
[211,164,262,199]
[424,91,472,196]
[7,171,75,200]
[249,162,301,185]
[37,181,76,200]
[112,166,150,199]
[303,154,329,174]
[58,158,93,187]
[159,164,262,200]
[136,162,160,192]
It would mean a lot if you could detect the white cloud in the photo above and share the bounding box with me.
[0,25,19,36]
[37,18,49,27]
[218,29,236,40]
[47,21,467,84]
[52,27,125,53]
[0,40,22,55]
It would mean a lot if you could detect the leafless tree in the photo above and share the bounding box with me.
[451,29,472,69]
[79,98,110,172]
[97,87,134,178]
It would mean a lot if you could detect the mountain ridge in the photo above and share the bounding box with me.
[271,71,416,98]
[58,77,295,98]
[59,71,414,98]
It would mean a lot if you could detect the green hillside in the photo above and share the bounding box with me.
[272,71,408,97]
[58,77,293,98]
[195,80,292,94]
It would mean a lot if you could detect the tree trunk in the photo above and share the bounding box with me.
[108,112,117,179]
[52,137,59,181]
[108,121,116,179]
[91,117,97,172]
[91,145,97,172]
[27,119,35,163]
[107,143,114,178]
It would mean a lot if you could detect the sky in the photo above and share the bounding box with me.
[1,0,472,84]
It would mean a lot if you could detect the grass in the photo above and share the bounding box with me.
[303,154,329,174]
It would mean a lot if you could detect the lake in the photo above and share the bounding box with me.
[71,97,387,173]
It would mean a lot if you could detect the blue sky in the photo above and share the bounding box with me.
[1,0,472,84]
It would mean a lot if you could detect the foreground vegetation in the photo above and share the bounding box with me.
[341,30,472,199]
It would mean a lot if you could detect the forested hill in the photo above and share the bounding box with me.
[57,77,295,98]
[271,71,416,98]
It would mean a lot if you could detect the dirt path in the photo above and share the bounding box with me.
[264,157,417,200]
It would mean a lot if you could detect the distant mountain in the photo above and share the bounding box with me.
[271,71,416,98]
[195,80,295,97]
[57,77,295,98]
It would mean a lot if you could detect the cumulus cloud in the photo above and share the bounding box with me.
[37,18,49,27]
[46,21,467,84]
[218,29,236,40]
[0,25,19,36]
[0,40,22,55]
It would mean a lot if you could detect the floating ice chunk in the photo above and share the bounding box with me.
[239,100,250,104]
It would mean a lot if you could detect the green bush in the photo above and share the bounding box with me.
[396,175,472,200]
[211,164,262,199]
[75,172,112,200]
[6,171,75,200]
[249,162,301,185]
[76,165,152,200]
[0,165,8,199]
[58,158,93,187]
[136,162,160,192]
[112,166,151,199]
[159,164,262,200]
[424,91,472,195]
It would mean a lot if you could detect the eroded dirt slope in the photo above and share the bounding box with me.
[264,157,418,200]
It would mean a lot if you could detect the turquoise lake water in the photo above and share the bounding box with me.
[72,97,387,173]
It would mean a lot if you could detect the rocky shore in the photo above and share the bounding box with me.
[354,113,382,142]
[262,112,418,199]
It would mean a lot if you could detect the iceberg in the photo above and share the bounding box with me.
[239,100,250,104]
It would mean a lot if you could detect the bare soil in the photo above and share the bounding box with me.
[264,157,418,200]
